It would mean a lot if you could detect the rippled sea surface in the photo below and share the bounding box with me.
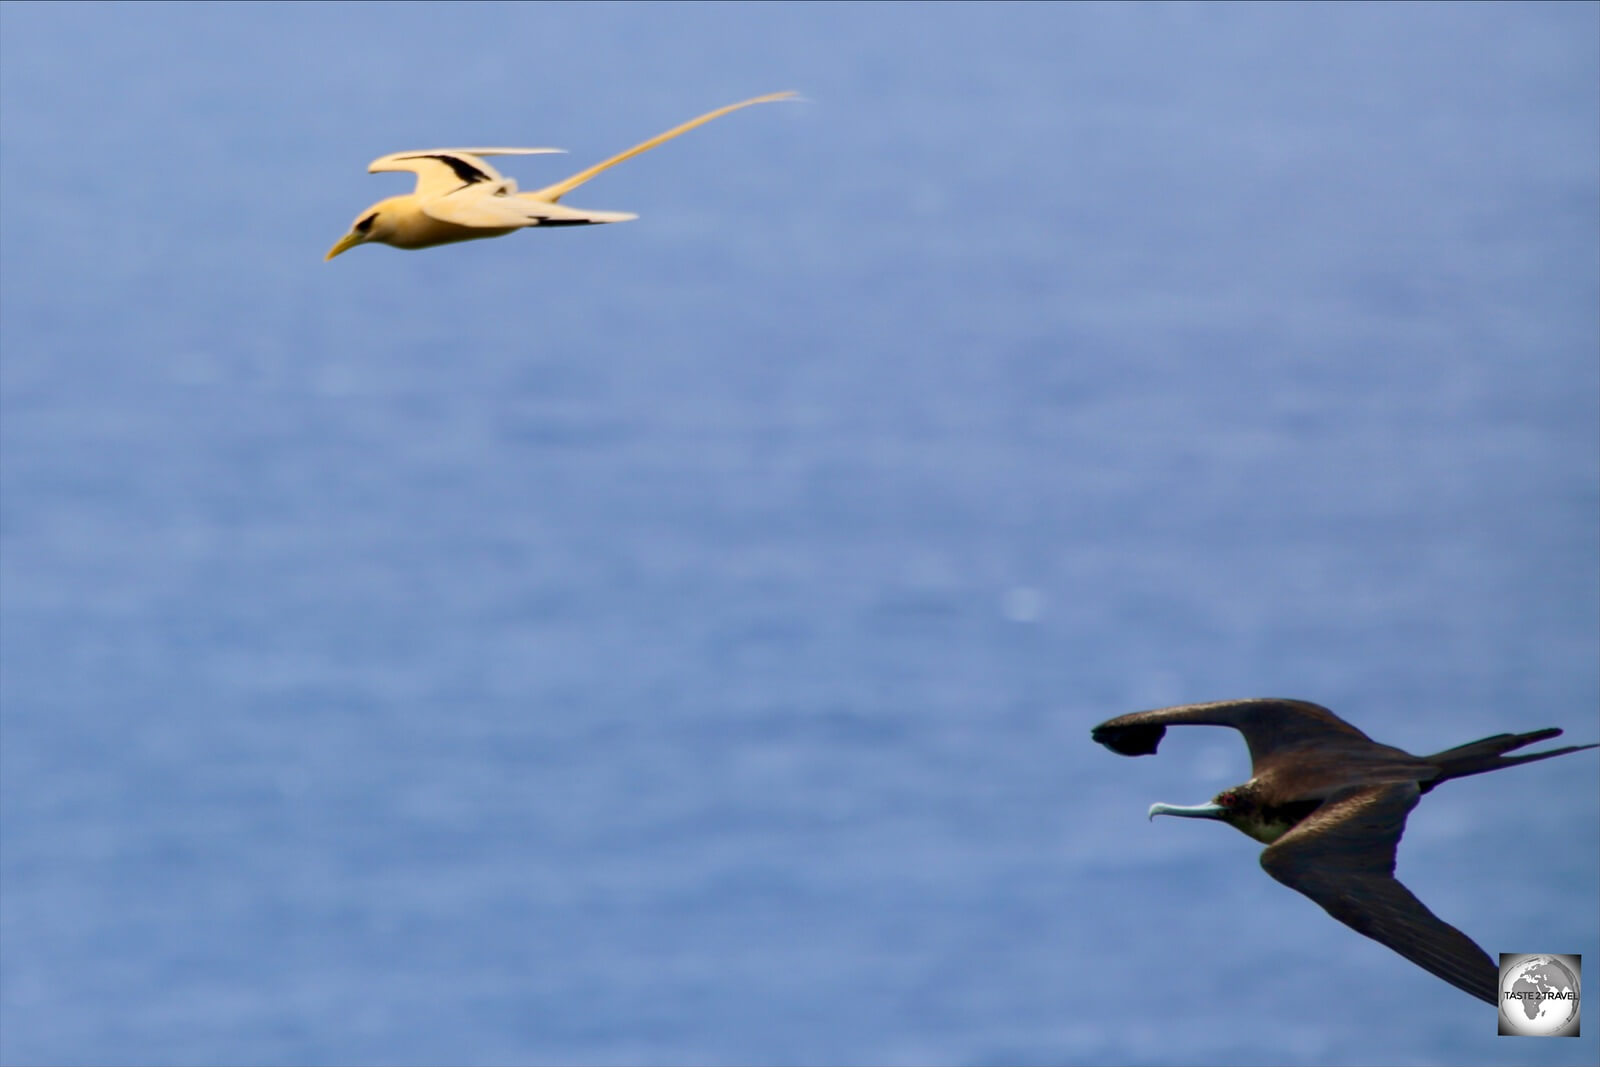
[2,4,1596,1065]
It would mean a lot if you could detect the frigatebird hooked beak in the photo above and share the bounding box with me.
[1091,698,1598,1005]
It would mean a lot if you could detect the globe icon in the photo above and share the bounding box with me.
[1499,955,1581,1037]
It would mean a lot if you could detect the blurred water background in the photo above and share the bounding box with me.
[1,3,1596,1065]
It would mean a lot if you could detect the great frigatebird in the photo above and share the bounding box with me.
[1092,698,1597,1005]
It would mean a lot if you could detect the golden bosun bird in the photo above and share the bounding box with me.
[327,91,796,259]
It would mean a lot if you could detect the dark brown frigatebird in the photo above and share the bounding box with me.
[1091,698,1598,1005]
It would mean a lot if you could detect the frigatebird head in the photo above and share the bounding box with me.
[1148,783,1296,844]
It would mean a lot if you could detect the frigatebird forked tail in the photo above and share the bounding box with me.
[1419,728,1600,793]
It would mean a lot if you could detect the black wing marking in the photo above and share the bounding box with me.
[392,153,494,188]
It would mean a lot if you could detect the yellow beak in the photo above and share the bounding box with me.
[325,232,363,261]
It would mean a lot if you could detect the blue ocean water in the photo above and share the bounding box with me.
[1,3,1596,1065]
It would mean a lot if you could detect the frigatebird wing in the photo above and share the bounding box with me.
[1091,698,1377,772]
[1259,782,1497,1004]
